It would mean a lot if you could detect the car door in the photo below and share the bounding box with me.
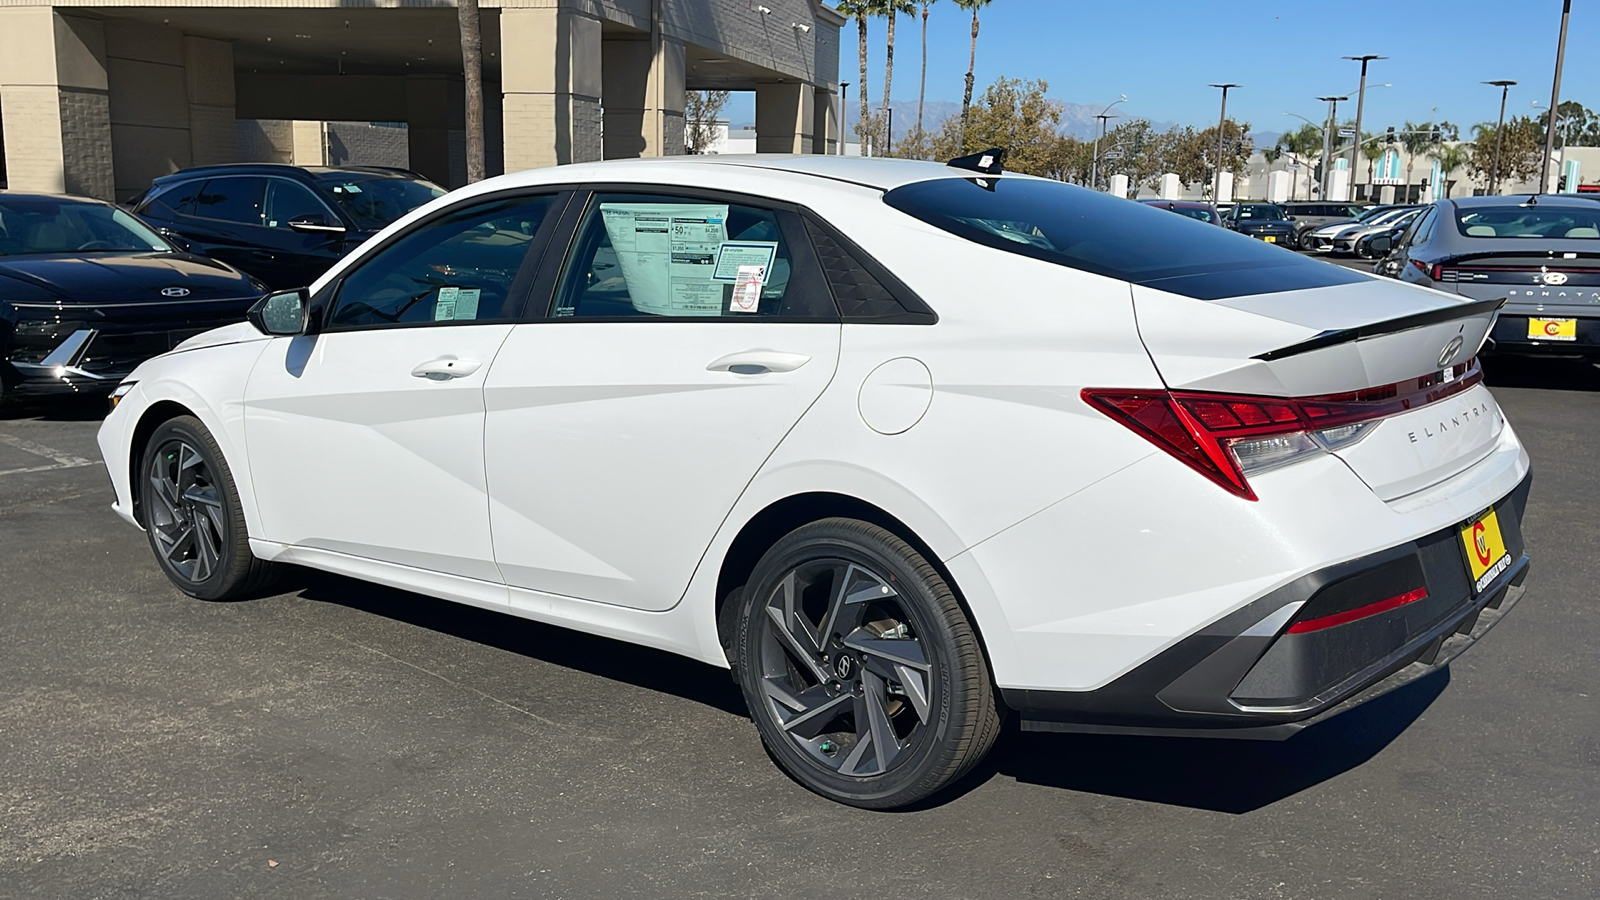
[483,189,842,612]
[259,178,350,288]
[243,191,565,586]
[170,176,279,282]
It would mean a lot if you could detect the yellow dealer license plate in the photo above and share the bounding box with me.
[1528,317,1577,341]
[1262,235,1277,243]
[1461,508,1510,593]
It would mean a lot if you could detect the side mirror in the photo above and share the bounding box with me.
[1368,235,1392,254]
[288,214,347,235]
[157,227,191,252]
[247,288,311,336]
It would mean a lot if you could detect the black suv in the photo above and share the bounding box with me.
[130,165,446,289]
[1279,201,1371,249]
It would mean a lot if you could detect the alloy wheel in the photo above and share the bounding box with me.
[145,439,227,584]
[757,559,934,778]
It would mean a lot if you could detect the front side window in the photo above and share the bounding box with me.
[264,180,334,229]
[885,177,1364,300]
[191,177,268,225]
[326,194,557,330]
[0,197,168,256]
[553,192,834,320]
[1456,205,1600,239]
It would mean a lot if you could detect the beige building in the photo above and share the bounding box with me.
[0,0,844,201]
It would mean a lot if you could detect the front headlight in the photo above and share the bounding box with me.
[108,381,137,409]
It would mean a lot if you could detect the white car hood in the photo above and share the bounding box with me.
[172,321,269,354]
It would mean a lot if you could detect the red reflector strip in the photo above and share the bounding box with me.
[1285,587,1429,634]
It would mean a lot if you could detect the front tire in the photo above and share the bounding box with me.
[140,416,276,601]
[734,518,1000,809]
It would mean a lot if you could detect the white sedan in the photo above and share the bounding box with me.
[99,155,1532,809]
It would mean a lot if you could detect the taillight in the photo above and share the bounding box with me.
[1083,359,1484,501]
[1430,263,1444,281]
[1411,259,1431,277]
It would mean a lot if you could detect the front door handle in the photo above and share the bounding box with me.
[706,349,811,375]
[411,356,482,381]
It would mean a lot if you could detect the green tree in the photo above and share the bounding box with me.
[1401,120,1440,185]
[1429,144,1471,198]
[1469,115,1544,188]
[953,0,992,148]
[931,76,1065,175]
[1362,131,1384,182]
[684,90,731,154]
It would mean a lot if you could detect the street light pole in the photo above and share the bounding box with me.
[1484,80,1516,194]
[1317,95,1346,198]
[839,82,850,156]
[1209,83,1239,202]
[1540,0,1571,193]
[1089,95,1127,191]
[1344,55,1385,201]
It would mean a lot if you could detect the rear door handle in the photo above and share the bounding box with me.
[411,356,482,381]
[706,349,811,375]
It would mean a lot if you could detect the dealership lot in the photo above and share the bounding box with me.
[2,361,1597,899]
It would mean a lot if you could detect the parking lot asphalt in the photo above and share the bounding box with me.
[2,357,1598,900]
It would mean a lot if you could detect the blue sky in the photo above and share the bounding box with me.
[733,0,1594,134]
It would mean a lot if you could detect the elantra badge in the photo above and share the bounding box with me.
[161,287,191,297]
[1438,335,1465,369]
[1541,272,1568,286]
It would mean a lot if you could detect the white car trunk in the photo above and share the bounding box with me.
[1133,279,1506,500]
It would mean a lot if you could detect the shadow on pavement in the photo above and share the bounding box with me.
[1484,357,1600,392]
[984,668,1449,814]
[288,570,751,718]
[0,394,110,422]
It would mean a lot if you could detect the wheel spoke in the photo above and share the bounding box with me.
[776,690,854,740]
[162,523,195,565]
[893,663,932,723]
[843,631,930,672]
[862,671,902,773]
[765,605,830,684]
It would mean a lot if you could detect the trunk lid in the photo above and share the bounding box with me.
[1133,279,1506,501]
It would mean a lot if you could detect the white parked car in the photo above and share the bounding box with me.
[99,155,1532,809]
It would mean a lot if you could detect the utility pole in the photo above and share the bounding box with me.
[1209,83,1239,202]
[1540,1,1571,193]
[1484,80,1516,194]
[1317,95,1346,198]
[1343,55,1384,200]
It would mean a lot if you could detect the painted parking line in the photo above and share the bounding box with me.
[0,432,99,477]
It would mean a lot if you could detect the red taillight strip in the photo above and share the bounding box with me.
[1285,587,1429,634]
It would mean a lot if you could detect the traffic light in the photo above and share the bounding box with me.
[1430,127,1442,142]
[1385,126,1396,145]
[1559,176,1568,192]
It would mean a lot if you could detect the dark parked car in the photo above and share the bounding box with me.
[0,191,265,401]
[1221,203,1296,244]
[131,164,446,290]
[1279,201,1371,249]
[1137,198,1223,225]
[1373,194,1600,365]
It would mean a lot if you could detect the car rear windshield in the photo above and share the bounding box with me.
[318,175,446,230]
[1455,204,1600,239]
[1235,205,1286,220]
[0,197,168,256]
[882,177,1365,300]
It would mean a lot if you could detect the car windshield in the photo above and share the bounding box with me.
[884,177,1364,300]
[0,197,169,256]
[318,175,447,230]
[1173,207,1216,223]
[1235,205,1286,221]
[1356,207,1395,222]
[1456,205,1600,239]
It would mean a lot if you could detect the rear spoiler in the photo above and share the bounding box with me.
[1253,297,1506,361]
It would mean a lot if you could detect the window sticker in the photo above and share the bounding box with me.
[332,183,362,194]
[730,265,765,313]
[599,203,729,316]
[434,286,481,321]
[712,241,778,282]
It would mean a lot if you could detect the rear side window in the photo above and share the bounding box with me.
[804,216,935,323]
[138,180,203,218]
[191,177,267,225]
[884,178,1365,300]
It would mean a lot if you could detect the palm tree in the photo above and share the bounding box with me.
[1430,144,1470,198]
[954,0,992,152]
[458,0,485,182]
[880,0,916,153]
[916,1,938,145]
[836,1,874,151]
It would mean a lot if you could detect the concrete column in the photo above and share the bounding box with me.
[755,81,813,154]
[501,5,602,171]
[406,74,466,187]
[184,36,236,168]
[600,35,684,160]
[0,9,113,198]
[104,21,192,202]
[812,87,838,155]
[290,121,325,166]
[1159,173,1181,199]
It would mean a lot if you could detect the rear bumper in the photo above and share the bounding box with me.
[1004,472,1532,739]
[1486,313,1600,358]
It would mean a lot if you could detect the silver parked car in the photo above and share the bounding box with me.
[1373,194,1600,365]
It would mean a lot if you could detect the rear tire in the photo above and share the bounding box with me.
[734,518,1001,809]
[140,415,277,601]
